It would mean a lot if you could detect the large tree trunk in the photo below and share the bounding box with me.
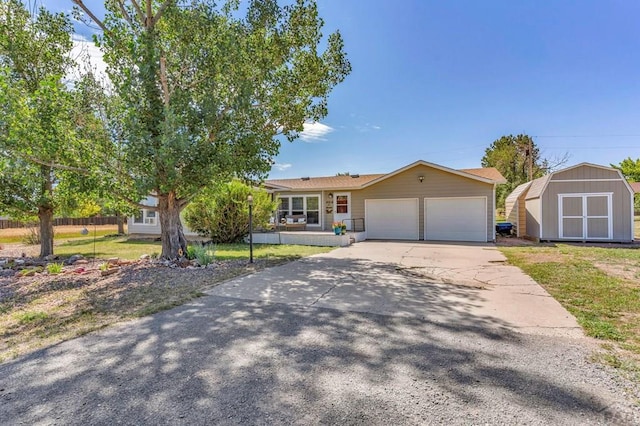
[158,192,187,260]
[38,166,54,258]
[116,213,125,234]
[38,206,54,258]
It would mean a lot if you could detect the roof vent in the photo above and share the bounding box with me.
[351,174,360,178]
[301,177,310,181]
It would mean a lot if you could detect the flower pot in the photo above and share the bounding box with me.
[334,228,341,235]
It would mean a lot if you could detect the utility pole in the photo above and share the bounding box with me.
[527,137,533,181]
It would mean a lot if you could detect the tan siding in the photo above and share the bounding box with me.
[552,165,620,180]
[352,165,495,241]
[505,198,517,224]
[525,199,541,238]
[518,195,527,236]
[540,181,632,240]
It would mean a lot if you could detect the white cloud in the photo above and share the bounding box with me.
[273,163,292,171]
[69,34,108,81]
[300,122,334,142]
[356,123,382,133]
[372,125,382,130]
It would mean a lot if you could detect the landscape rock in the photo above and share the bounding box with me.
[44,254,59,261]
[66,254,84,265]
[107,258,119,265]
[140,254,150,260]
[100,268,119,277]
[73,259,89,265]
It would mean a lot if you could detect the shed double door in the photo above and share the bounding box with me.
[559,194,612,240]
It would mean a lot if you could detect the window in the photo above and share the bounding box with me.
[133,210,144,224]
[145,210,156,225]
[133,209,157,225]
[336,195,349,214]
[277,195,321,225]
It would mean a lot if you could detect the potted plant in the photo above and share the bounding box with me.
[332,222,343,235]
[341,223,347,235]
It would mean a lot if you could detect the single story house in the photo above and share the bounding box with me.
[505,163,635,242]
[128,196,199,238]
[263,160,506,242]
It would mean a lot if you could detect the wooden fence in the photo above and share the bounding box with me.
[0,216,120,229]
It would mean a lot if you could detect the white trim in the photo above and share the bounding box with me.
[132,209,157,226]
[550,178,626,183]
[361,160,500,188]
[276,193,322,227]
[492,184,496,241]
[539,196,543,239]
[423,196,488,242]
[558,193,613,240]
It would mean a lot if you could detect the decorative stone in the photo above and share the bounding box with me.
[140,254,150,260]
[66,254,84,265]
[107,257,119,265]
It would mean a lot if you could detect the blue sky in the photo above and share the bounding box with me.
[47,0,640,179]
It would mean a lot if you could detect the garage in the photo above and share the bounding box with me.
[365,198,419,240]
[424,197,487,242]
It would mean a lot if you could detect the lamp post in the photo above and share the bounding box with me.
[247,194,254,264]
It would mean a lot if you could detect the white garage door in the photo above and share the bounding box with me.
[425,197,487,242]
[365,199,419,240]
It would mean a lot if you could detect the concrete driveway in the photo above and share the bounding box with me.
[1,241,639,424]
[209,241,582,338]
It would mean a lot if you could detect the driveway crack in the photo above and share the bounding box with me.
[309,283,338,307]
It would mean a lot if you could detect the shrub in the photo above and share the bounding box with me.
[184,181,276,243]
[22,226,41,245]
[190,243,215,266]
[46,262,63,274]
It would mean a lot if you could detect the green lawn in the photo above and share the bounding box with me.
[500,243,640,371]
[52,236,332,261]
[0,229,118,244]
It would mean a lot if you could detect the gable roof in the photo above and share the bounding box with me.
[630,182,640,194]
[264,160,507,191]
[525,162,633,200]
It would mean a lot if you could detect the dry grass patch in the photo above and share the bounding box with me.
[0,242,332,363]
[499,243,640,375]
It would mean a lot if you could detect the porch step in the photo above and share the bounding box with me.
[349,237,355,245]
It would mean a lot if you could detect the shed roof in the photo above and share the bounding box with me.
[505,181,532,203]
[630,182,640,194]
[524,175,551,200]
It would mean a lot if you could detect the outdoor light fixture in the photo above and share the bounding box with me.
[418,176,425,183]
[328,193,333,199]
[247,195,254,264]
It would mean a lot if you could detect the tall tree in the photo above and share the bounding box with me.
[482,134,558,209]
[0,1,106,257]
[73,0,351,259]
[612,157,640,182]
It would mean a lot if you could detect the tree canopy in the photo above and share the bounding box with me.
[73,0,351,259]
[0,0,106,257]
[481,134,550,209]
[612,157,640,182]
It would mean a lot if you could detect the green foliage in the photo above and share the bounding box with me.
[74,0,350,259]
[189,243,216,266]
[482,134,548,208]
[0,1,109,257]
[46,262,63,274]
[184,181,276,243]
[612,157,640,213]
[612,157,640,182]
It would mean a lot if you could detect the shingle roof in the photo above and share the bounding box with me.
[264,164,506,190]
[630,182,640,194]
[459,167,507,183]
[265,174,384,190]
[524,174,551,200]
[505,181,532,203]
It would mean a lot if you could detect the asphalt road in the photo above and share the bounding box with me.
[1,245,639,424]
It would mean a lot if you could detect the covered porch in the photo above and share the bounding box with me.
[250,230,367,247]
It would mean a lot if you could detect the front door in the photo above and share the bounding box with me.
[333,192,352,230]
